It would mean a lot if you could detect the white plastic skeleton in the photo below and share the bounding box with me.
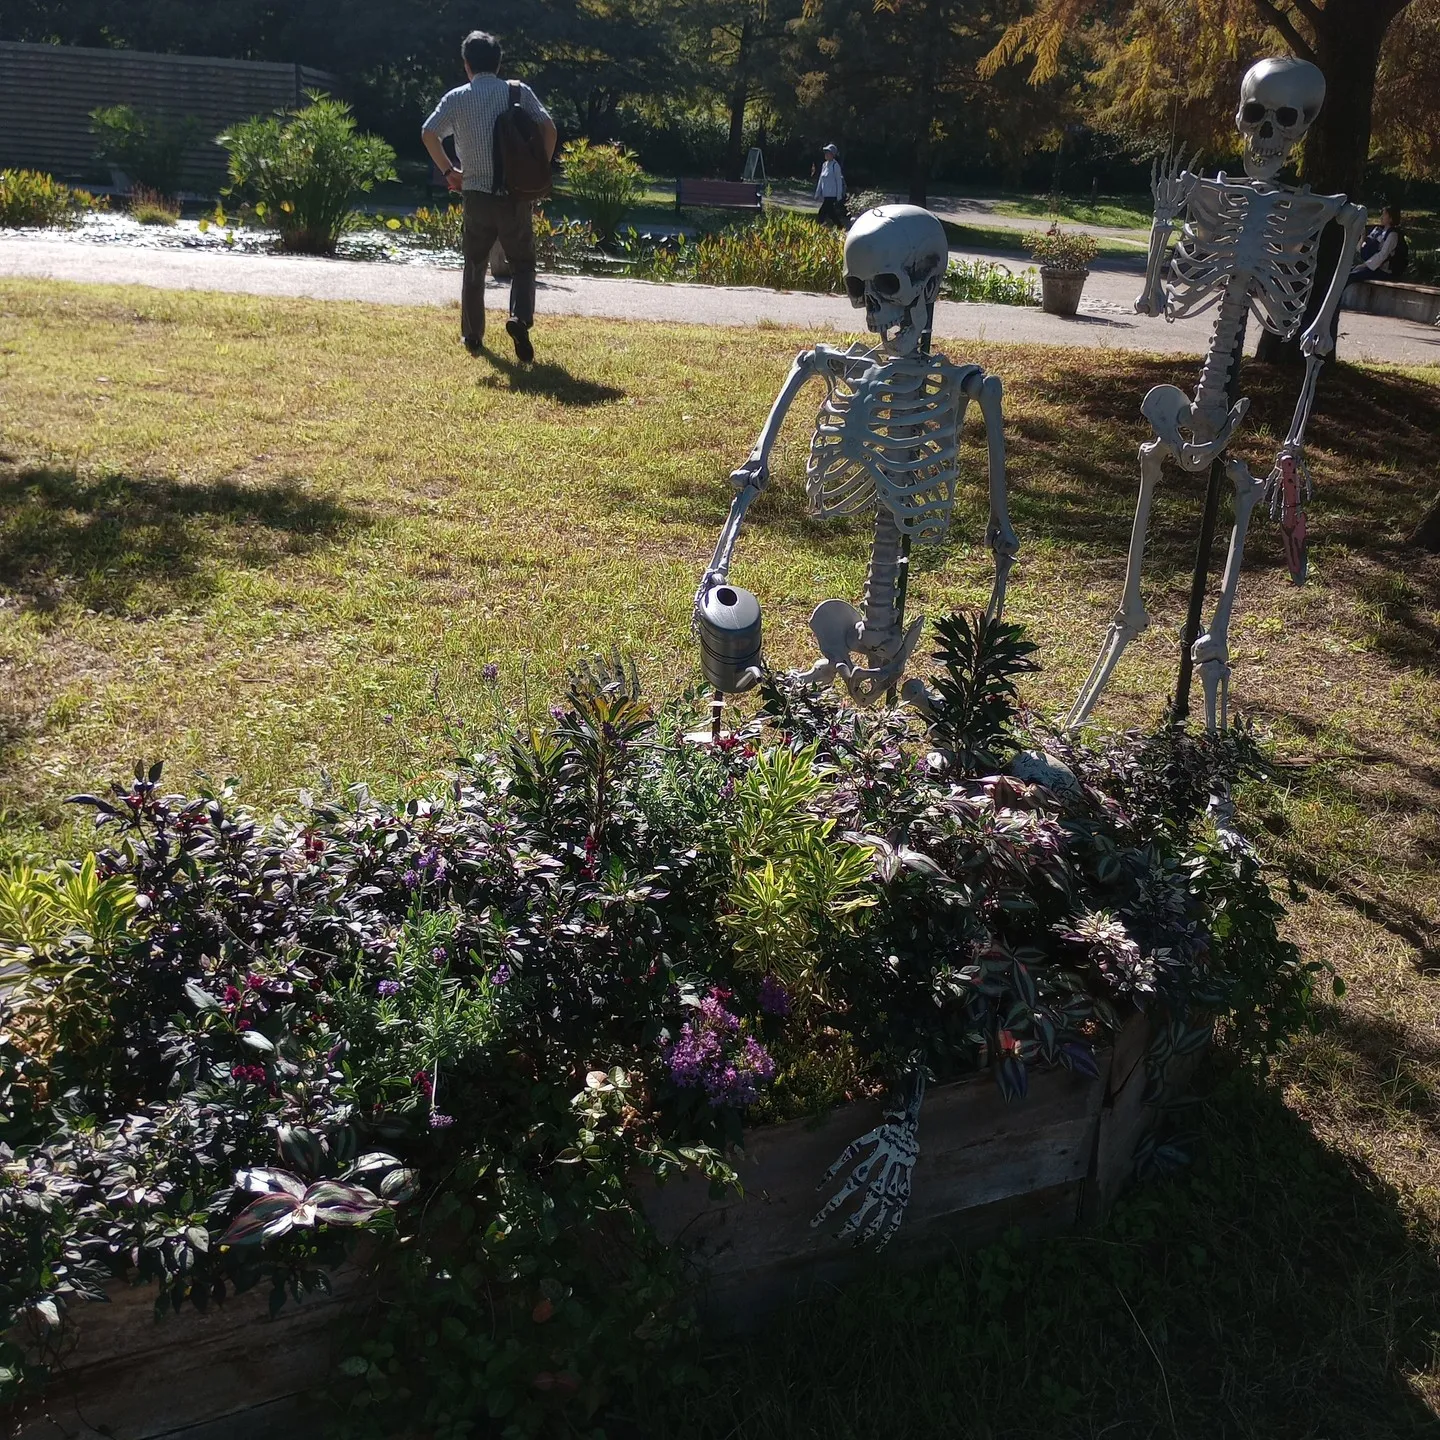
[1066,57,1365,733]
[693,205,1018,705]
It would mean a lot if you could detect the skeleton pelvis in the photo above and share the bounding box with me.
[807,599,924,706]
[1141,385,1249,470]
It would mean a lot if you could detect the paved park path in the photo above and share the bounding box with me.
[3,231,1437,366]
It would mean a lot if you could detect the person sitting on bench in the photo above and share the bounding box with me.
[1349,205,1406,284]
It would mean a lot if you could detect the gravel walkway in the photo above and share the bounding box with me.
[2,231,1436,366]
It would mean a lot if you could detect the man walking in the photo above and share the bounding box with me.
[815,143,846,226]
[422,31,557,362]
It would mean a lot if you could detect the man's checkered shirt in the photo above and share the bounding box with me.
[423,74,552,194]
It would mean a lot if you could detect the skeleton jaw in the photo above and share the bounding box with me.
[866,300,925,354]
[1242,137,1292,183]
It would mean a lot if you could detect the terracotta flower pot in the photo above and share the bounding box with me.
[1040,265,1089,317]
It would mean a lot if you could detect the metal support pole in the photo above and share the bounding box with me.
[886,534,914,707]
[1171,318,1248,725]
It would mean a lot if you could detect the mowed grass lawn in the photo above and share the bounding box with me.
[2,279,1439,1435]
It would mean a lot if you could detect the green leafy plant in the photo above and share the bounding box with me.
[89,105,201,196]
[918,612,1040,771]
[0,170,101,229]
[942,257,1039,305]
[635,209,845,292]
[1026,223,1100,271]
[560,139,644,242]
[218,95,397,255]
[0,631,1323,1431]
[399,200,462,250]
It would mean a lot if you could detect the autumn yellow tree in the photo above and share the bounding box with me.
[980,0,1421,195]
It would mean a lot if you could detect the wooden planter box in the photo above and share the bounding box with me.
[10,1013,1185,1438]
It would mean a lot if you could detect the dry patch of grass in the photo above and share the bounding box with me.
[2,279,1439,1434]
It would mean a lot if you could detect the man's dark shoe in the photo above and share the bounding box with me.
[462,336,484,357]
[506,319,534,364]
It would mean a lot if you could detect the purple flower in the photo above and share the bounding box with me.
[491,964,512,986]
[430,946,447,963]
[377,979,401,997]
[482,661,499,683]
[428,1112,455,1129]
[402,868,421,888]
[758,974,792,1017]
[549,704,566,722]
[720,777,736,801]
[661,990,776,1109]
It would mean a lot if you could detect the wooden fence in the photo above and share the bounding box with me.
[0,41,340,192]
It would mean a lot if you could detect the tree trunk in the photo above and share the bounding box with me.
[1253,0,1408,364]
[723,13,755,181]
[1412,493,1440,552]
[908,46,937,205]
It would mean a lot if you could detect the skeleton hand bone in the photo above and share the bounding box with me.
[1150,149,1200,224]
[812,1076,924,1249]
[812,1114,918,1248]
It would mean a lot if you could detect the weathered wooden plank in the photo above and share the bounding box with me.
[694,1181,1086,1329]
[12,1273,361,1440]
[642,1053,1112,1288]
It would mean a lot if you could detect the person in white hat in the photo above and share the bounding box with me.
[815,142,846,226]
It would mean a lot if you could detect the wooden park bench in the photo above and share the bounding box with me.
[675,177,762,213]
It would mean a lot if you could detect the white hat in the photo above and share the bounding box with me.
[823,143,838,154]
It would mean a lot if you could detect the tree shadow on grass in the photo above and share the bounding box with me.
[1007,353,1440,579]
[0,466,363,618]
[476,353,625,407]
[637,1055,1440,1439]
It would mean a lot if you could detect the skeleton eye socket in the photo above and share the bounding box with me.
[844,275,866,300]
[1275,106,1299,127]
[1241,100,1266,123]
[872,272,902,297]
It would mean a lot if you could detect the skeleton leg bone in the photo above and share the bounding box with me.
[1193,456,1268,732]
[969,371,1019,620]
[1065,437,1168,729]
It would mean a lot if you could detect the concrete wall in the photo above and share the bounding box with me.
[1344,277,1440,326]
[0,41,339,192]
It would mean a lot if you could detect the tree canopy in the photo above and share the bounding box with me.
[4,0,1436,193]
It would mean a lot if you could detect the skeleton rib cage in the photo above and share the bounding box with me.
[1166,179,1342,342]
[805,347,965,546]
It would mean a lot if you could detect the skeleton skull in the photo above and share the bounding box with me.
[1235,56,1325,182]
[844,205,949,353]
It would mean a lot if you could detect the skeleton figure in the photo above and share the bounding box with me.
[693,205,1018,706]
[1066,58,1365,733]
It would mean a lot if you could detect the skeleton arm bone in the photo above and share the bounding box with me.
[695,350,821,606]
[1136,151,1199,317]
[963,369,1019,619]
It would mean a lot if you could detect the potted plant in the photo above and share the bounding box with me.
[1027,224,1100,316]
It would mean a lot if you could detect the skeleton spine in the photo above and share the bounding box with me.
[1193,288,1251,411]
[861,508,904,650]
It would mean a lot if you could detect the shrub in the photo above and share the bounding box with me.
[561,138,645,242]
[399,200,463,250]
[0,170,101,229]
[90,105,201,196]
[942,257,1039,306]
[218,94,397,255]
[1026,223,1100,271]
[129,186,180,226]
[0,625,1321,1430]
[535,206,599,269]
[637,209,845,292]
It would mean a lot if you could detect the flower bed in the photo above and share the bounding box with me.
[1,618,1320,1437]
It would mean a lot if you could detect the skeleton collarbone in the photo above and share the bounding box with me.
[1168,175,1346,339]
[805,345,977,545]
